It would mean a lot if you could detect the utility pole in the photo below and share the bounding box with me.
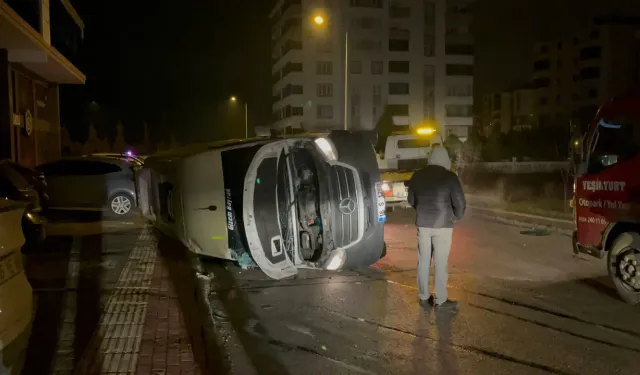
[344,31,349,131]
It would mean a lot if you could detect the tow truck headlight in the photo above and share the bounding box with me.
[314,138,338,161]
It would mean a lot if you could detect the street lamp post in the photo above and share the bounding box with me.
[343,31,348,131]
[314,14,348,131]
[230,96,248,139]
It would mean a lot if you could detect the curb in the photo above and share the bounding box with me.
[187,253,233,373]
[470,205,574,236]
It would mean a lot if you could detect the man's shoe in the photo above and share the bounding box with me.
[419,295,435,308]
[435,300,458,311]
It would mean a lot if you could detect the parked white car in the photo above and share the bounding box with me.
[138,132,387,279]
[0,200,33,373]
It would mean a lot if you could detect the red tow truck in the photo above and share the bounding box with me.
[572,91,640,304]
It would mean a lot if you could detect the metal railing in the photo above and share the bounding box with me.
[458,161,570,173]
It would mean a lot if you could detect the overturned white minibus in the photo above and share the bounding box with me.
[137,131,386,279]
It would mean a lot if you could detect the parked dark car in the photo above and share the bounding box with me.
[87,153,145,168]
[38,157,138,217]
[0,160,47,246]
[8,161,49,208]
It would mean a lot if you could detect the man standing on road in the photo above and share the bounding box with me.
[406,146,466,311]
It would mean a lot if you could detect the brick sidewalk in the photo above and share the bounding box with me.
[134,255,200,375]
[32,227,203,375]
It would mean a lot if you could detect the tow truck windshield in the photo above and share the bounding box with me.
[586,116,640,174]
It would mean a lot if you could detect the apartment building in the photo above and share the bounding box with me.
[480,83,538,134]
[0,0,85,167]
[531,15,640,130]
[270,0,475,140]
[478,15,640,135]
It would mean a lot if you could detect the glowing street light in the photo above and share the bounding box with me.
[312,12,348,131]
[229,96,248,139]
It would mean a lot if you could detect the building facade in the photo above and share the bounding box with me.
[0,0,85,168]
[479,15,640,135]
[531,15,640,130]
[270,0,474,140]
[480,84,538,134]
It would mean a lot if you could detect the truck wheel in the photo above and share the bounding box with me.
[607,232,640,305]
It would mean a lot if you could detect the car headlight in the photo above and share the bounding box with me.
[314,138,338,161]
[381,182,391,192]
[325,249,346,270]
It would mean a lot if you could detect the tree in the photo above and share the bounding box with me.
[169,135,181,150]
[61,126,72,155]
[444,134,463,165]
[83,123,111,154]
[112,121,126,153]
[71,142,84,155]
[483,123,503,161]
[462,126,484,162]
[155,141,167,152]
[502,130,531,159]
[142,122,152,154]
[83,123,100,154]
[374,105,395,153]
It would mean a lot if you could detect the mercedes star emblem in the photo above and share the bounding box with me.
[339,198,356,215]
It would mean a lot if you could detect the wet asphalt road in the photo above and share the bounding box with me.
[204,208,640,375]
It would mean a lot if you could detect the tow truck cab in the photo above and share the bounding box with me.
[377,128,442,207]
[572,91,640,304]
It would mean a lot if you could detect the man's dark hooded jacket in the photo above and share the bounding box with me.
[406,147,466,228]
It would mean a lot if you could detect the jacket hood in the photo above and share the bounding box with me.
[428,147,452,170]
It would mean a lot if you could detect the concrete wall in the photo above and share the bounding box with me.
[0,50,13,160]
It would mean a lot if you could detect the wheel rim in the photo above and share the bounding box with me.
[111,196,132,215]
[613,247,640,292]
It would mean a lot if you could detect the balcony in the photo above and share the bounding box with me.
[0,0,84,84]
[579,66,601,81]
[533,59,550,71]
[580,46,601,61]
[281,17,301,36]
[271,0,301,27]
[281,84,303,99]
[445,44,475,56]
[280,0,301,17]
[350,0,383,9]
[281,62,303,78]
[280,39,302,57]
[389,6,410,19]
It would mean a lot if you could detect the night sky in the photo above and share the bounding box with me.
[62,0,274,145]
[60,0,640,145]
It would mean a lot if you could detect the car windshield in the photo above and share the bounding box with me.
[587,115,640,174]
